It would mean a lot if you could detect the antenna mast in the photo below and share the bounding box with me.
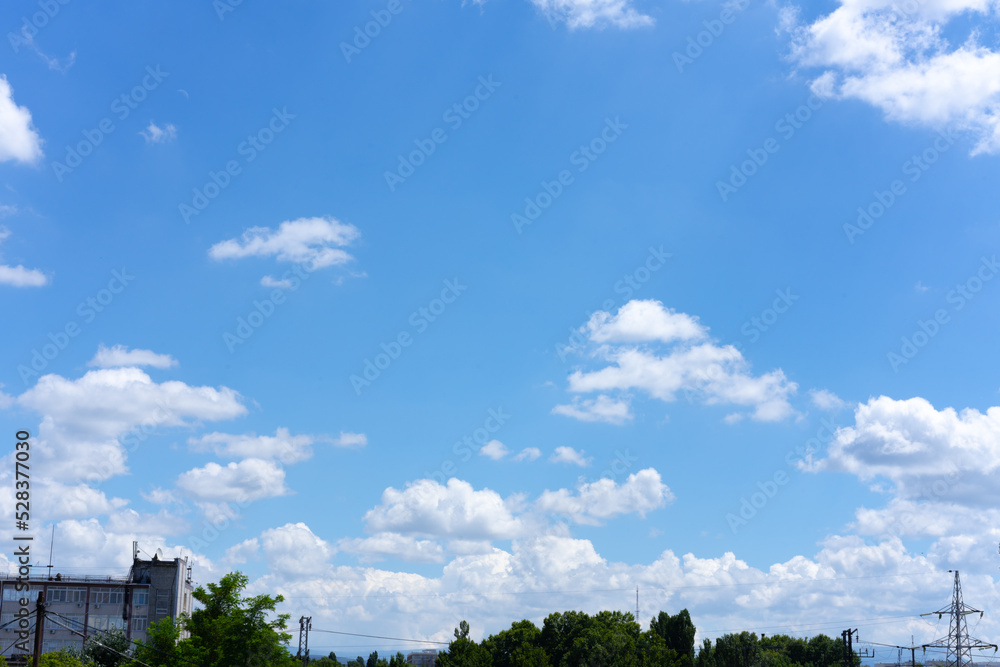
[921,570,998,667]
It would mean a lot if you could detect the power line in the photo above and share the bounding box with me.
[311,629,448,646]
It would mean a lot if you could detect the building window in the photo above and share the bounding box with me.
[2,585,42,602]
[61,614,85,632]
[155,592,169,615]
[92,590,124,605]
[133,590,149,606]
[131,617,148,632]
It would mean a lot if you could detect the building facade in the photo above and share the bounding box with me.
[0,555,194,659]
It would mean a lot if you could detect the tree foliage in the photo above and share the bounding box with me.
[436,609,854,667]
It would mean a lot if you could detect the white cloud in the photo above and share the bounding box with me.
[189,427,317,464]
[809,388,848,411]
[562,300,798,423]
[17,365,246,484]
[586,299,706,344]
[784,0,1000,153]
[0,75,43,164]
[338,533,446,563]
[528,0,655,29]
[88,344,177,369]
[0,226,48,287]
[550,446,592,467]
[259,523,334,577]
[535,468,673,525]
[812,396,1000,505]
[0,262,47,287]
[479,439,510,460]
[334,431,367,448]
[552,395,632,424]
[139,121,177,144]
[514,447,541,462]
[176,458,289,503]
[209,217,360,270]
[363,478,526,541]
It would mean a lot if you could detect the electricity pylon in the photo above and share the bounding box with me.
[921,570,997,667]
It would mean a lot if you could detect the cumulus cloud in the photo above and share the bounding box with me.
[535,468,673,525]
[17,365,245,484]
[0,76,43,164]
[139,121,177,144]
[528,0,654,29]
[258,523,334,577]
[363,478,526,541]
[189,428,318,464]
[88,344,177,369]
[562,300,797,423]
[209,217,360,271]
[479,440,510,460]
[0,226,48,287]
[338,533,446,563]
[811,396,1000,506]
[783,0,1000,153]
[586,300,706,344]
[550,446,592,467]
[176,458,288,503]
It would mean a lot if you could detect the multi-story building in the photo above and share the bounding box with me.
[0,554,194,659]
[405,649,438,666]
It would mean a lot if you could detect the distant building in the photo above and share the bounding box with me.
[406,648,438,666]
[0,554,194,659]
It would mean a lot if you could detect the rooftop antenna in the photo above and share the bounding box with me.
[46,525,55,579]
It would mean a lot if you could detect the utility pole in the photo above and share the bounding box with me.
[32,591,46,667]
[921,570,998,667]
[297,616,312,667]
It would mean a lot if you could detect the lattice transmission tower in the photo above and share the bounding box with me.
[921,570,997,667]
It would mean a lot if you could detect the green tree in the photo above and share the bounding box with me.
[39,650,86,667]
[388,652,408,667]
[695,639,715,667]
[483,619,548,667]
[437,621,492,667]
[180,571,297,667]
[82,628,132,667]
[650,610,696,667]
[366,651,379,667]
[714,632,761,667]
[131,617,182,667]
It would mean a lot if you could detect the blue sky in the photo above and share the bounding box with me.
[4,0,1000,659]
